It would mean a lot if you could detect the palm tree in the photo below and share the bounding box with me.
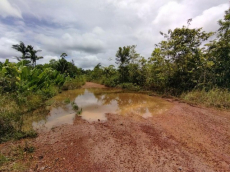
[27,45,43,67]
[12,41,29,61]
[57,56,68,74]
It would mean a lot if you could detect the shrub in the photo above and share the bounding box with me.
[181,88,230,109]
[117,83,140,91]
[62,76,85,90]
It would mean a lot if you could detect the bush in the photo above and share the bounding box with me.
[102,75,119,87]
[117,83,141,91]
[62,76,85,90]
[0,116,15,143]
[181,88,230,109]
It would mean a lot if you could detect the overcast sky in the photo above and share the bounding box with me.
[0,0,228,69]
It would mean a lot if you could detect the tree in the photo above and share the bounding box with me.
[151,23,213,93]
[60,53,68,58]
[207,9,230,87]
[103,65,116,78]
[56,53,68,74]
[115,45,139,83]
[12,41,29,61]
[27,45,43,67]
[91,63,103,80]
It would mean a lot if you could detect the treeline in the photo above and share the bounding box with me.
[0,43,85,143]
[87,9,230,97]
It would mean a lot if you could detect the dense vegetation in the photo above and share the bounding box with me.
[87,9,230,107]
[0,43,85,143]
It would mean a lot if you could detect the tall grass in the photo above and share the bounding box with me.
[62,76,85,90]
[181,88,230,109]
[0,92,42,143]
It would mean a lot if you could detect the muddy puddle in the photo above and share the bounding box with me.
[31,88,172,131]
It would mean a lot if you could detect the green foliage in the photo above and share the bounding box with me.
[116,45,139,83]
[27,45,43,67]
[102,74,119,87]
[71,101,79,110]
[0,116,16,143]
[206,9,230,87]
[0,153,8,166]
[64,98,71,104]
[71,101,82,115]
[62,76,85,90]
[182,88,230,109]
[12,41,29,61]
[150,24,213,94]
[12,41,43,66]
[117,83,141,91]
[49,54,82,78]
[0,48,84,143]
[89,9,230,106]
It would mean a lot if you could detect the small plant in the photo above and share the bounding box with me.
[0,153,8,166]
[23,141,35,153]
[71,101,82,115]
[45,99,55,106]
[12,141,35,161]
[12,162,26,171]
[64,98,70,104]
[71,101,79,110]
[76,108,82,116]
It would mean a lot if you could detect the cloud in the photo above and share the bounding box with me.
[192,4,228,32]
[74,55,101,69]
[0,37,20,61]
[93,27,105,35]
[0,0,229,68]
[37,55,59,65]
[153,1,188,26]
[36,31,106,55]
[0,0,22,18]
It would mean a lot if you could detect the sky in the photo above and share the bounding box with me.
[0,0,228,69]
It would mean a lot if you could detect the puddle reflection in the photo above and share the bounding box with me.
[32,88,172,131]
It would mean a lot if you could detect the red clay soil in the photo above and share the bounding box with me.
[1,82,230,171]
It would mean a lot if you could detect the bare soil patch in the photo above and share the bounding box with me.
[1,82,230,171]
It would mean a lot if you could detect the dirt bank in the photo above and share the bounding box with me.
[1,82,230,171]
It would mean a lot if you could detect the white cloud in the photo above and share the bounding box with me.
[93,27,105,35]
[36,31,106,55]
[0,37,20,61]
[192,4,228,32]
[153,1,190,30]
[0,0,22,18]
[37,55,59,65]
[0,0,229,68]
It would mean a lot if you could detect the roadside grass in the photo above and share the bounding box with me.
[0,153,8,166]
[181,88,230,109]
[0,88,56,143]
[0,77,86,143]
[62,76,85,90]
[0,141,35,171]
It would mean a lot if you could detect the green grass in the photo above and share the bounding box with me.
[64,98,71,104]
[0,87,58,143]
[181,88,230,109]
[0,153,8,166]
[71,101,82,115]
[62,76,85,90]
[117,83,141,91]
[0,141,35,171]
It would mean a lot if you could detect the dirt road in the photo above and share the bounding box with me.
[1,82,230,171]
